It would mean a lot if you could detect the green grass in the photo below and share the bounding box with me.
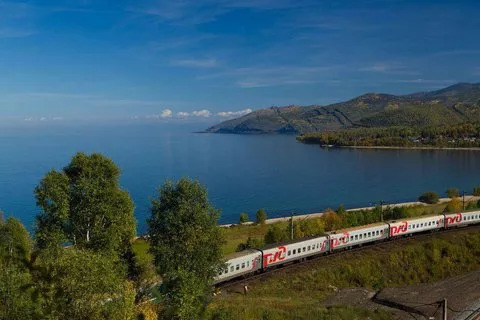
[205,304,392,320]
[205,229,480,320]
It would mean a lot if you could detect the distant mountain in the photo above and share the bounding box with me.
[205,83,480,134]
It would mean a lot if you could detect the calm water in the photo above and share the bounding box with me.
[1,122,480,234]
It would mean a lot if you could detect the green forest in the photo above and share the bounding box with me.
[297,123,480,148]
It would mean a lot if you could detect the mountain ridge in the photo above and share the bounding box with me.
[205,82,480,134]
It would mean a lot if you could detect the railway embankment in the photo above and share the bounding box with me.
[206,227,480,320]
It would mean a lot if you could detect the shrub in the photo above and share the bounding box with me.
[239,212,249,224]
[336,204,347,216]
[445,198,462,213]
[466,201,477,210]
[256,208,267,224]
[446,188,459,198]
[392,207,408,219]
[236,237,264,252]
[418,192,439,204]
[473,187,480,196]
[264,224,288,244]
[321,210,344,231]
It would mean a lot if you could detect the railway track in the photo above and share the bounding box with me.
[217,224,480,290]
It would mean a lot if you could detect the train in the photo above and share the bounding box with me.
[214,211,480,284]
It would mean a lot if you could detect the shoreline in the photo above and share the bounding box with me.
[219,195,480,228]
[335,145,480,151]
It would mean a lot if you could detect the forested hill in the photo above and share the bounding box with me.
[205,83,480,134]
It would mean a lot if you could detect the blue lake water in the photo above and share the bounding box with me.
[1,122,480,234]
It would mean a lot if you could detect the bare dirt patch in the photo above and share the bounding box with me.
[324,270,480,320]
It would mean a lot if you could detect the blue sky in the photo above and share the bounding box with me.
[0,0,479,124]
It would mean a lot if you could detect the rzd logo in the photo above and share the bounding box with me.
[263,246,286,267]
[390,221,408,235]
[445,213,462,226]
[330,232,350,249]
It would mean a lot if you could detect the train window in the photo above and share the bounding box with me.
[355,235,358,240]
[463,216,466,221]
[350,236,354,241]
[368,232,371,237]
[293,249,296,254]
[317,244,319,249]
[307,246,311,251]
[416,224,419,228]
[241,263,245,269]
[363,233,366,238]
[288,250,291,256]
[376,231,379,236]
[247,261,250,267]
[303,247,306,252]
[230,266,234,272]
[359,234,362,239]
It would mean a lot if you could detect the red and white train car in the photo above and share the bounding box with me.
[444,211,480,227]
[214,249,262,284]
[328,222,389,251]
[260,236,329,269]
[389,215,443,237]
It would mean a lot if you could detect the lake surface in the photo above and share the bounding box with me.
[1,122,480,234]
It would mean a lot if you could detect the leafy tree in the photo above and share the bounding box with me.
[256,208,267,224]
[239,212,249,224]
[321,210,344,231]
[264,224,288,244]
[418,192,439,204]
[0,262,38,320]
[292,219,325,239]
[34,152,136,258]
[336,205,347,217]
[148,178,224,320]
[473,187,480,196]
[34,248,136,320]
[0,217,32,266]
[446,188,459,198]
[445,198,462,213]
[236,237,264,252]
[0,218,38,320]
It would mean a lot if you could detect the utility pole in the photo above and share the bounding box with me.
[443,298,448,320]
[379,201,385,221]
[291,212,294,240]
[462,191,465,211]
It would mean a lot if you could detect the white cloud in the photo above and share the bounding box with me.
[39,117,47,121]
[192,109,212,117]
[24,117,33,121]
[52,116,63,121]
[217,108,253,117]
[177,111,190,117]
[358,62,418,75]
[171,58,218,68]
[160,109,172,118]
[395,79,455,84]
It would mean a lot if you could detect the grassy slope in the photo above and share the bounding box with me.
[205,228,480,320]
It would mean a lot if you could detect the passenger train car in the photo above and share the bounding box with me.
[214,210,480,285]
